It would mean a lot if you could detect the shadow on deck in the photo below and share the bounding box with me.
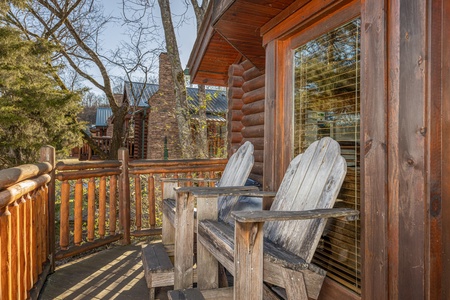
[39,242,169,300]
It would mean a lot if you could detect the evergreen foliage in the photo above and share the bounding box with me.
[0,26,83,168]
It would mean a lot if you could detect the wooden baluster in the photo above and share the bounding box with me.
[209,171,215,187]
[10,204,18,300]
[41,186,48,269]
[30,188,38,285]
[109,175,117,235]
[199,172,205,187]
[74,179,83,246]
[32,192,38,283]
[0,207,12,300]
[20,197,27,300]
[148,174,155,228]
[60,180,70,250]
[99,176,107,238]
[35,190,42,276]
[87,177,95,242]
[187,172,192,187]
[25,194,32,292]
[135,176,142,231]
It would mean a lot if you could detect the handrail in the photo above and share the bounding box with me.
[0,146,55,300]
[0,162,52,190]
[0,174,51,209]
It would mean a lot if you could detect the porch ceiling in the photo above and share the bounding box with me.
[187,0,309,86]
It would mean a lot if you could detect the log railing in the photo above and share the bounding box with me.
[0,146,228,298]
[53,147,228,258]
[127,153,228,239]
[54,158,123,260]
[0,146,55,300]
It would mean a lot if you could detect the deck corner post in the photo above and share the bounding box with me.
[118,147,131,245]
[40,145,56,273]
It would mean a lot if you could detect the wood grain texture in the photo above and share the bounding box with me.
[441,1,450,299]
[87,177,95,242]
[234,221,264,300]
[361,0,389,298]
[428,0,443,298]
[99,176,107,237]
[0,162,52,190]
[196,196,219,290]
[166,142,255,290]
[60,180,70,249]
[232,208,358,223]
[197,138,346,299]
[109,175,117,235]
[282,268,308,300]
[174,192,195,289]
[394,1,427,298]
[74,179,83,245]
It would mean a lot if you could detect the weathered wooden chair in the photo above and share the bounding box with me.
[168,137,359,300]
[141,141,255,299]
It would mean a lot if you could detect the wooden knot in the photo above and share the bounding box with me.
[407,158,415,166]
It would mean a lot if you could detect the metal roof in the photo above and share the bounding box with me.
[95,107,112,127]
[186,87,227,114]
[124,82,159,107]
[124,81,227,115]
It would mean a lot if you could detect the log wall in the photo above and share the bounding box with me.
[228,60,265,183]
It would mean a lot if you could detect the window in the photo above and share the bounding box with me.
[293,19,361,294]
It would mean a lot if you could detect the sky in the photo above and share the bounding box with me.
[89,0,197,93]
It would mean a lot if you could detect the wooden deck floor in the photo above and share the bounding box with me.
[39,242,169,300]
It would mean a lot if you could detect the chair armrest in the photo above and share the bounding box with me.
[175,185,259,197]
[231,208,359,223]
[159,178,218,183]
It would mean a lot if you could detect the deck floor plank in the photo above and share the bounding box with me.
[39,243,170,300]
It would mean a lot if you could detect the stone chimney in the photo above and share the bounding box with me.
[146,53,182,159]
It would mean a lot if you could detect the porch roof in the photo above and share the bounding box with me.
[187,0,301,86]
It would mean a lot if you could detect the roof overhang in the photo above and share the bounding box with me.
[187,0,307,86]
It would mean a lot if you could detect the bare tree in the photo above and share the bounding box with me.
[156,0,210,158]
[2,0,157,158]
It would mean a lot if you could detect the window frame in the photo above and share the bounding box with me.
[262,0,362,298]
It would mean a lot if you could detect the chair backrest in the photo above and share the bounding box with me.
[217,141,254,222]
[264,137,347,263]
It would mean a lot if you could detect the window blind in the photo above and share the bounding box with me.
[293,18,361,294]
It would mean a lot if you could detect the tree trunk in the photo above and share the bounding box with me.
[195,84,208,158]
[158,0,194,158]
[110,105,128,159]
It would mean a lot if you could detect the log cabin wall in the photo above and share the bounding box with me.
[227,59,265,184]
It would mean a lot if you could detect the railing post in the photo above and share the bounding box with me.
[40,146,55,273]
[118,147,131,245]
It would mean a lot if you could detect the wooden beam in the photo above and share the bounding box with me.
[361,0,388,298]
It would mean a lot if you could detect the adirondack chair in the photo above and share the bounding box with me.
[141,141,255,299]
[167,137,359,300]
[161,141,256,248]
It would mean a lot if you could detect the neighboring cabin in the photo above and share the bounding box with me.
[187,0,449,299]
[78,53,227,160]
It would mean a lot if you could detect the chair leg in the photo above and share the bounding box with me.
[149,287,155,300]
